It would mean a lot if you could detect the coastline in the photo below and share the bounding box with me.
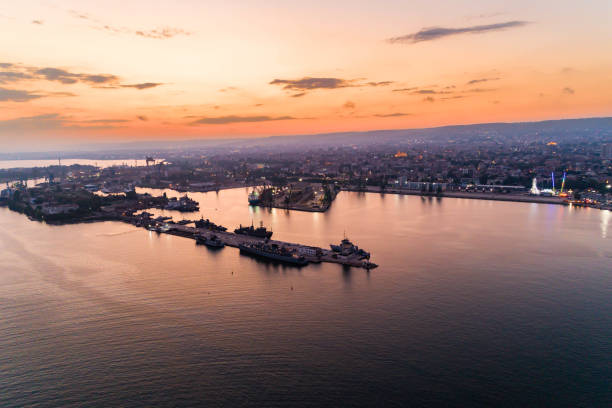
[342,186,568,206]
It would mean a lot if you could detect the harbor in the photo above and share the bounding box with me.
[143,220,377,270]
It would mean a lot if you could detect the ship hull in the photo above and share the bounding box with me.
[239,245,308,266]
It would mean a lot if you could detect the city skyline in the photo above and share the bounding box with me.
[1,0,612,150]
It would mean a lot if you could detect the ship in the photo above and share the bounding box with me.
[164,195,199,212]
[195,234,225,248]
[330,236,370,258]
[239,242,308,266]
[234,221,273,239]
[248,189,261,205]
[195,217,227,231]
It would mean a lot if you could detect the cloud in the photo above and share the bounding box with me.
[466,77,500,85]
[0,113,64,131]
[0,87,43,102]
[387,21,529,44]
[374,112,411,117]
[0,71,34,83]
[79,118,129,123]
[465,87,496,93]
[69,9,192,39]
[343,101,356,109]
[34,67,118,84]
[367,81,394,87]
[412,89,452,95]
[135,28,191,39]
[563,87,575,95]
[0,113,125,134]
[270,76,395,96]
[137,115,148,121]
[423,96,435,102]
[120,82,163,89]
[270,77,353,91]
[191,115,296,125]
[1,62,161,90]
[32,20,43,25]
[392,87,417,92]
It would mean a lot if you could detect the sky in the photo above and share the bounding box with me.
[1,0,611,149]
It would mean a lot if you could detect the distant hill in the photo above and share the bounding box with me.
[1,117,611,159]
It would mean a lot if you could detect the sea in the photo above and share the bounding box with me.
[1,187,610,407]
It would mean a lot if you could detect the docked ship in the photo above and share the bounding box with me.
[239,242,308,266]
[195,217,227,231]
[248,190,261,205]
[164,196,199,212]
[195,234,225,248]
[234,221,273,239]
[330,236,370,258]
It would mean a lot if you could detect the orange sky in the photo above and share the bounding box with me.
[1,0,611,149]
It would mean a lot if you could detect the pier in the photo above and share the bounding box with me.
[145,222,376,270]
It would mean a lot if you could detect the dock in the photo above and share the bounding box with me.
[147,223,376,269]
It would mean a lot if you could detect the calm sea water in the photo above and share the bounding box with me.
[1,189,611,407]
[0,159,149,170]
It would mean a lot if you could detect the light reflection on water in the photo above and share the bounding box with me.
[0,189,611,407]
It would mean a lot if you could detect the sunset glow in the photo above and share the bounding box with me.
[1,0,611,148]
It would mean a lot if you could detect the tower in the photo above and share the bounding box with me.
[530,178,540,195]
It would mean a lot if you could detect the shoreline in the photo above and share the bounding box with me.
[342,186,568,206]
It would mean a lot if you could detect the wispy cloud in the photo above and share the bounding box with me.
[135,28,191,39]
[120,82,163,90]
[366,81,394,87]
[191,115,297,125]
[0,114,64,131]
[270,77,354,91]
[69,9,192,39]
[392,87,418,92]
[343,101,356,109]
[31,20,43,25]
[423,96,435,102]
[387,21,529,44]
[563,87,575,95]
[137,115,148,121]
[0,113,126,134]
[466,77,500,85]
[0,87,43,102]
[34,67,118,85]
[79,118,129,124]
[374,112,411,117]
[270,77,394,96]
[0,62,162,91]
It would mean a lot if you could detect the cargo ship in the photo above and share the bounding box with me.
[234,221,273,239]
[239,242,308,266]
[248,190,261,205]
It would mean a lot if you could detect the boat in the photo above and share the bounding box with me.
[196,234,225,248]
[330,235,370,258]
[239,242,308,266]
[248,190,261,205]
[195,217,227,231]
[164,195,199,212]
[234,221,273,239]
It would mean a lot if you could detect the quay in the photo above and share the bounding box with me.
[135,220,376,270]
